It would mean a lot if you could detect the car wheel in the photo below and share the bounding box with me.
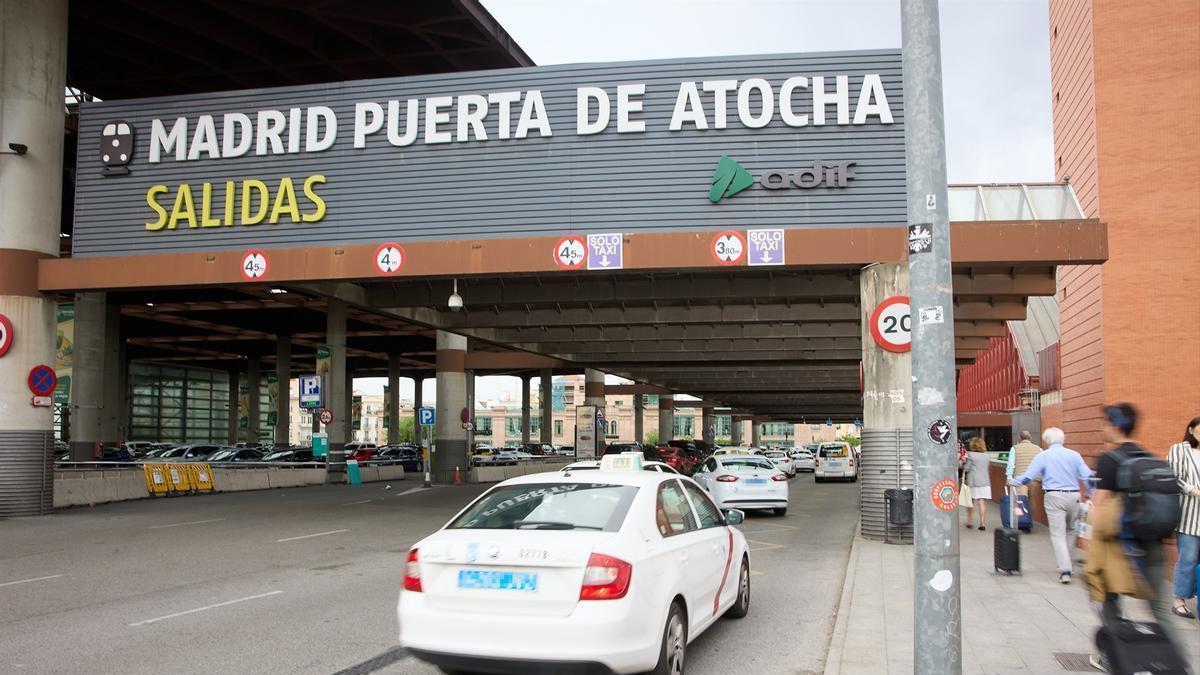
[725,557,750,619]
[774,507,787,517]
[651,601,687,675]
[815,476,824,483]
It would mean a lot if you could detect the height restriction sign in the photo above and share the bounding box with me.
[553,236,586,270]
[374,243,405,275]
[240,249,269,280]
[711,231,746,265]
[870,296,912,353]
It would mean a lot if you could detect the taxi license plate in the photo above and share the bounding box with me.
[457,569,538,592]
[746,478,767,485]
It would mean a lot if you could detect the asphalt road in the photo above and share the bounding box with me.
[0,471,859,675]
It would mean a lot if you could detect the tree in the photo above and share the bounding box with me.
[643,429,659,446]
[837,433,861,448]
[395,417,415,444]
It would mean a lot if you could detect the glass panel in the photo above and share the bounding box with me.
[1026,184,1082,219]
[947,186,986,221]
[982,187,1034,221]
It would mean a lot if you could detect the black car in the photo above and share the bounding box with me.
[262,448,315,462]
[377,445,425,472]
[206,448,264,463]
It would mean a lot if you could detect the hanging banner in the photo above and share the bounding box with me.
[266,371,279,427]
[238,385,249,429]
[54,304,75,405]
[352,395,363,431]
[382,386,391,430]
[315,346,331,380]
[576,405,597,460]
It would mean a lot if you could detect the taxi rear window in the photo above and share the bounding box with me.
[449,483,638,532]
[820,445,849,458]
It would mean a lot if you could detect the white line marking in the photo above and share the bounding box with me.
[148,518,225,530]
[342,499,372,506]
[0,574,63,588]
[276,528,349,543]
[394,487,429,497]
[128,590,282,627]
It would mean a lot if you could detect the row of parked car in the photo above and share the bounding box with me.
[54,440,428,472]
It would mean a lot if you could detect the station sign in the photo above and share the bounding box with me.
[298,374,323,409]
[71,51,905,258]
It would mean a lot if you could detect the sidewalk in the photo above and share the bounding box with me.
[826,505,1200,674]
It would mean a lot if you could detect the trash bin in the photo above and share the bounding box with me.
[885,488,914,526]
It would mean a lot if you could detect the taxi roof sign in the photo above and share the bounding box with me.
[600,452,644,472]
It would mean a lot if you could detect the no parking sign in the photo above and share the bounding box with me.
[28,365,58,397]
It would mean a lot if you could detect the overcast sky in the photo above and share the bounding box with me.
[362,0,1055,403]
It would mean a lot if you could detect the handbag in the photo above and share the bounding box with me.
[959,482,973,506]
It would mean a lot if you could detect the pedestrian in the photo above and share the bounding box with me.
[1009,427,1093,583]
[1005,430,1043,496]
[1088,403,1188,668]
[1167,415,1200,619]
[961,437,992,530]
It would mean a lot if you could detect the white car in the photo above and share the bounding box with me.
[714,446,761,456]
[398,470,751,674]
[814,442,858,483]
[692,454,789,516]
[562,460,679,474]
[788,448,816,472]
[762,450,795,477]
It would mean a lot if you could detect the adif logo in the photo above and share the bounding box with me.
[709,155,755,203]
[100,120,135,176]
[710,156,857,202]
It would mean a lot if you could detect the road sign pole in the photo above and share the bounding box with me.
[902,0,961,673]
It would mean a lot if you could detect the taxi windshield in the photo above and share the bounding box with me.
[449,483,638,532]
[820,445,849,458]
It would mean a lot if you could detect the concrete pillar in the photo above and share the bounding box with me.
[69,292,105,461]
[414,375,424,410]
[227,371,239,445]
[584,368,605,450]
[658,395,675,442]
[345,369,355,443]
[633,394,645,444]
[435,331,468,483]
[325,299,348,478]
[520,375,531,445]
[751,418,762,447]
[731,415,744,445]
[274,334,291,448]
[386,356,400,444]
[246,357,261,444]
[539,369,552,445]
[100,302,123,446]
[859,263,914,541]
[466,369,476,451]
[701,407,715,445]
[0,0,66,515]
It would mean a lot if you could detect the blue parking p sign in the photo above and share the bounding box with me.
[299,375,323,410]
[418,407,436,426]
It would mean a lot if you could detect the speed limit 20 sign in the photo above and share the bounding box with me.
[870,296,911,353]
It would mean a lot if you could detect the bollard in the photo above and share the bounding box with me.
[423,469,431,488]
[453,466,462,485]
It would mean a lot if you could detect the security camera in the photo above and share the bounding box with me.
[448,279,464,312]
[5,142,28,155]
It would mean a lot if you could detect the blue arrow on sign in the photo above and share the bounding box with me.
[418,406,436,426]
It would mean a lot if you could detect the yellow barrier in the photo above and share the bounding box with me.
[143,463,169,495]
[165,463,192,493]
[188,463,215,492]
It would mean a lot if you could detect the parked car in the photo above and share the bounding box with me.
[561,460,679,474]
[788,448,816,472]
[605,443,665,464]
[815,442,857,483]
[518,443,557,456]
[206,448,264,463]
[262,448,315,462]
[123,441,154,457]
[656,445,696,475]
[378,445,425,472]
[100,446,134,462]
[555,445,575,456]
[346,446,376,462]
[693,453,789,516]
[762,450,796,477]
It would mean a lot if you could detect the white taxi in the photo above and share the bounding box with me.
[692,454,789,516]
[814,442,858,483]
[398,456,752,674]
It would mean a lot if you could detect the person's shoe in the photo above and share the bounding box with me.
[1088,652,1105,671]
[978,525,986,531]
[1059,572,1071,584]
[1171,603,1196,619]
[964,523,974,529]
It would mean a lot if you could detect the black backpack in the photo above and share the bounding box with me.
[1115,446,1181,541]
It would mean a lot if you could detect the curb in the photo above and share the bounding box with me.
[823,530,862,675]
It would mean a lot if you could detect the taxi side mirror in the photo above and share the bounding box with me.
[723,509,745,526]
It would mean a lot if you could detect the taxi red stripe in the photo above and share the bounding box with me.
[713,529,734,616]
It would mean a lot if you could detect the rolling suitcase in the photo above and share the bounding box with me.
[1000,491,1033,532]
[1095,620,1187,674]
[994,486,1021,575]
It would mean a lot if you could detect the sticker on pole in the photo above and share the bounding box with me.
[908,223,932,255]
[931,478,958,512]
[869,296,911,353]
[318,408,334,425]
[747,229,785,266]
[553,236,586,270]
[28,365,58,397]
[711,231,746,266]
[586,233,623,270]
[0,313,12,358]
[240,249,269,280]
[928,419,953,445]
[374,243,405,275]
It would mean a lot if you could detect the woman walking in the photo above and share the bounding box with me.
[962,437,993,530]
[1167,415,1200,619]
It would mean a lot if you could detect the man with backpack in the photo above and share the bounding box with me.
[1088,403,1190,673]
